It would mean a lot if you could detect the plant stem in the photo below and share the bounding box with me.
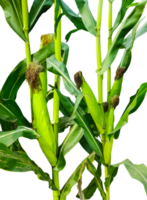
[52,1,61,199]
[22,0,33,120]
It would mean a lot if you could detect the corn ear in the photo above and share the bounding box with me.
[74,72,104,134]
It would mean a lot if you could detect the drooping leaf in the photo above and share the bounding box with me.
[0,143,57,190]
[54,124,84,171]
[112,159,147,194]
[55,90,103,156]
[58,116,75,133]
[29,0,54,32]
[110,83,147,139]
[100,0,147,75]
[0,97,30,127]
[86,160,106,200]
[60,152,95,200]
[57,0,87,32]
[104,165,118,189]
[65,29,80,42]
[0,0,26,41]
[75,0,97,36]
[0,126,39,147]
[76,178,97,199]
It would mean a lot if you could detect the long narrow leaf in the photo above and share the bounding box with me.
[60,152,95,200]
[86,160,106,200]
[75,0,97,36]
[110,83,147,139]
[100,0,147,75]
[55,90,103,156]
[112,0,135,32]
[29,0,54,32]
[54,124,84,171]
[57,0,87,31]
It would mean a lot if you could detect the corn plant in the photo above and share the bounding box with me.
[0,0,147,200]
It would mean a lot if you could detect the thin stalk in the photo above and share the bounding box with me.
[52,1,61,200]
[105,2,113,200]
[22,0,33,120]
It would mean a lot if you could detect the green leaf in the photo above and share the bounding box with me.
[57,0,87,32]
[104,165,118,189]
[0,143,57,190]
[0,0,26,41]
[76,178,97,199]
[29,0,54,32]
[0,97,30,127]
[58,116,75,133]
[47,55,79,96]
[86,160,106,200]
[75,0,97,36]
[55,90,103,156]
[112,159,147,194]
[60,152,95,200]
[54,124,84,171]
[65,29,80,42]
[119,18,144,71]
[1,42,67,100]
[112,0,135,32]
[100,0,147,75]
[0,126,39,147]
[73,92,84,115]
[110,83,147,139]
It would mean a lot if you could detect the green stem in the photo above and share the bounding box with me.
[22,0,33,120]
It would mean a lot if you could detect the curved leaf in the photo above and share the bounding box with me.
[0,143,57,190]
[47,55,79,96]
[29,0,54,32]
[60,152,95,200]
[112,0,135,32]
[0,126,39,147]
[75,0,97,36]
[55,90,103,156]
[100,0,147,75]
[112,159,147,194]
[0,97,30,127]
[54,124,84,171]
[117,17,147,69]
[76,178,97,199]
[110,83,147,139]
[57,0,87,31]
[0,0,26,41]
[58,116,75,133]
[86,160,106,200]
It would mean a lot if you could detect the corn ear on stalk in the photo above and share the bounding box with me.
[74,71,104,135]
[26,63,57,166]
